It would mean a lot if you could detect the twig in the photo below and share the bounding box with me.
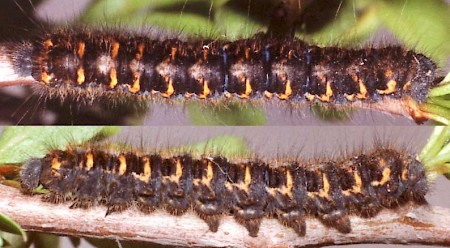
[0,185,449,247]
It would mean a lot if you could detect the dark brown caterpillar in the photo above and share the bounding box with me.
[10,29,437,106]
[20,147,428,237]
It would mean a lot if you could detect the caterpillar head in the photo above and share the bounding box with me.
[410,54,437,103]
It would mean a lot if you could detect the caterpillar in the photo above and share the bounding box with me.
[1,26,436,122]
[4,28,437,122]
[20,146,428,237]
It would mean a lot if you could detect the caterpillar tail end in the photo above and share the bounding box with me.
[0,42,35,86]
[20,158,43,194]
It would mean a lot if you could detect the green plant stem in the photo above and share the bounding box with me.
[429,83,450,97]
[419,126,450,164]
[419,103,450,125]
[419,127,450,180]
[428,96,450,109]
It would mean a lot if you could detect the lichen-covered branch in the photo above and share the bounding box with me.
[0,184,449,247]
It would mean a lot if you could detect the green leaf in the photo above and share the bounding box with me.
[187,101,266,125]
[419,126,449,162]
[0,232,26,248]
[129,12,216,37]
[171,135,251,158]
[302,1,382,46]
[0,127,120,164]
[428,71,450,97]
[33,185,49,195]
[378,0,450,66]
[214,2,268,39]
[420,126,450,180]
[80,0,218,37]
[428,95,450,109]
[0,212,26,242]
[311,103,353,122]
[27,233,59,248]
[80,0,154,22]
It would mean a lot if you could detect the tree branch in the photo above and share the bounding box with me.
[0,184,449,247]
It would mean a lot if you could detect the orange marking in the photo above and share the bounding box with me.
[281,170,293,197]
[206,161,214,180]
[135,43,145,60]
[404,96,430,124]
[203,47,208,61]
[43,39,53,48]
[269,169,294,197]
[264,91,273,99]
[403,81,411,91]
[40,72,52,84]
[318,81,333,102]
[224,92,232,98]
[86,152,94,170]
[238,78,252,99]
[305,93,315,101]
[176,160,183,178]
[245,48,250,60]
[343,169,363,195]
[77,41,85,58]
[109,68,118,88]
[371,168,391,186]
[129,72,141,93]
[385,68,393,78]
[356,80,368,99]
[352,170,362,193]
[278,80,293,100]
[77,67,85,85]
[171,47,177,61]
[161,78,175,98]
[198,161,214,187]
[401,168,408,181]
[244,165,251,185]
[140,156,151,183]
[318,173,331,199]
[245,78,253,96]
[345,93,355,101]
[198,80,211,99]
[235,165,252,193]
[111,42,120,59]
[377,80,397,95]
[168,159,183,183]
[51,157,61,172]
[118,154,127,175]
[288,50,294,60]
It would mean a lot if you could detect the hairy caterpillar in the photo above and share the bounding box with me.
[3,28,437,123]
[20,146,428,237]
